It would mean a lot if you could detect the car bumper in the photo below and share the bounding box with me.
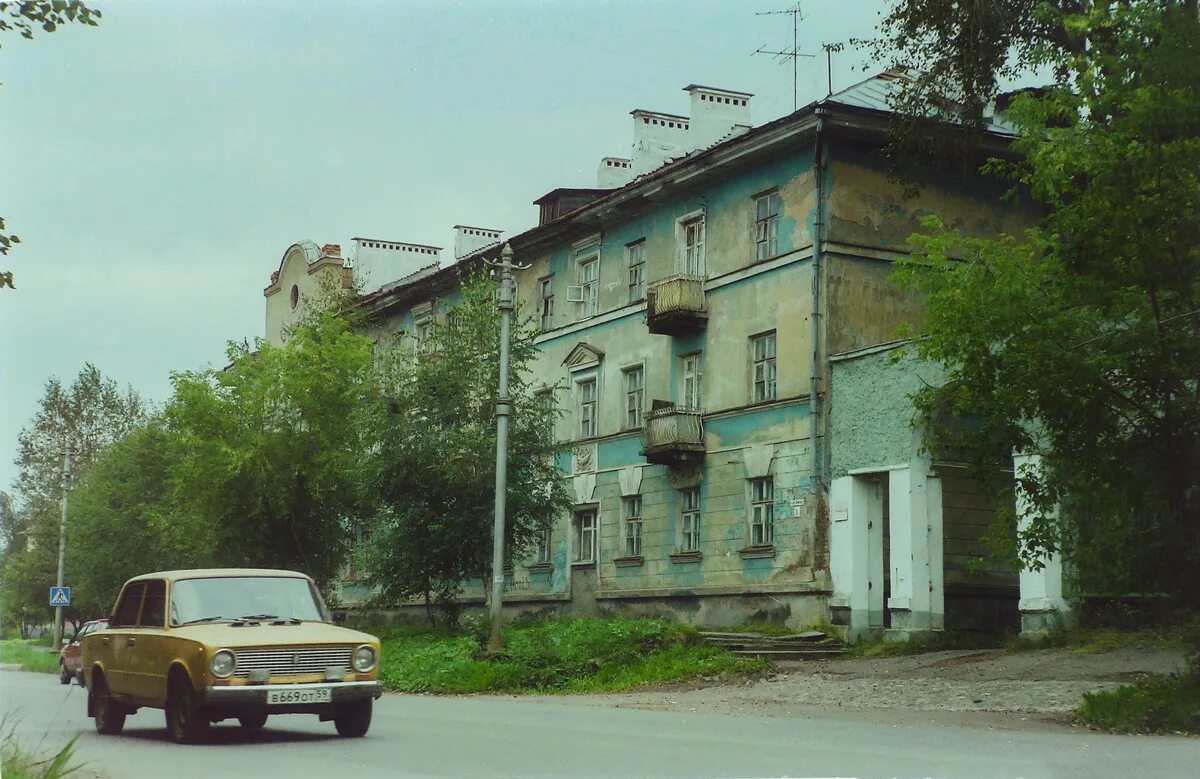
[201,681,383,707]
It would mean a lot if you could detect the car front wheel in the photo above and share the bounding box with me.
[238,713,267,729]
[333,699,372,738]
[165,673,210,745]
[59,661,71,685]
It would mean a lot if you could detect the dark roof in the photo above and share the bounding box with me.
[531,187,614,206]
[682,84,753,97]
[629,109,690,120]
[352,237,443,251]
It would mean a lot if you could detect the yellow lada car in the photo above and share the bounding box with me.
[81,568,382,744]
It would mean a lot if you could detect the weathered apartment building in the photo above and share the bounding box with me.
[263,71,1071,639]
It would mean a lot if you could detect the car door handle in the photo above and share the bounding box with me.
[126,638,136,646]
[101,637,110,646]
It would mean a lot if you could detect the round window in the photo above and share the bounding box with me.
[290,284,299,310]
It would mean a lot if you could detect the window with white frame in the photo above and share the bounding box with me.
[750,477,775,545]
[755,191,782,261]
[681,353,703,410]
[623,366,644,429]
[681,216,705,276]
[535,388,555,432]
[573,509,597,563]
[536,526,552,564]
[627,240,645,302]
[680,488,701,552]
[751,332,777,402]
[579,255,599,318]
[577,377,597,439]
[414,317,433,353]
[538,276,555,331]
[622,496,643,557]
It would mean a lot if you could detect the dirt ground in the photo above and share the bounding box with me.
[525,646,1188,728]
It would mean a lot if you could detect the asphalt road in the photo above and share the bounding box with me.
[2,670,1197,778]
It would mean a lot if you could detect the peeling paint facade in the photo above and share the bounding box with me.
[263,71,1069,636]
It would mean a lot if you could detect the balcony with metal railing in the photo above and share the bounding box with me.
[645,274,707,335]
[640,405,705,466]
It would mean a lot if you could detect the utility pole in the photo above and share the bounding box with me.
[52,446,72,650]
[755,3,815,113]
[486,243,527,652]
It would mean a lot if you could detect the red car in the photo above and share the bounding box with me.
[60,619,107,684]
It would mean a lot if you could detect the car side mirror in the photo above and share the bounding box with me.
[62,637,70,646]
[331,610,347,624]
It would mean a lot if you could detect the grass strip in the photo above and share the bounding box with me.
[1077,673,1200,734]
[0,641,60,675]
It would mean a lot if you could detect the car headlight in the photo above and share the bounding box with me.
[210,649,235,678]
[352,645,376,672]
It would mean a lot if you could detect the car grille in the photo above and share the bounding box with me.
[232,647,353,678]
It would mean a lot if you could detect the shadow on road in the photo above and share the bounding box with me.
[106,723,340,747]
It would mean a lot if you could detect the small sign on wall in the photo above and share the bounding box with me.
[832,504,848,523]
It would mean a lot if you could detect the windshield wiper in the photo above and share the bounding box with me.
[269,617,302,625]
[238,614,278,621]
[178,616,227,626]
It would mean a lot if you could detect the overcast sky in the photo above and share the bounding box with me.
[1,0,889,496]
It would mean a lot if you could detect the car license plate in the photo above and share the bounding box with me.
[267,687,332,705]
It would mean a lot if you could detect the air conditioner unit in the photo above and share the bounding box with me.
[566,285,585,303]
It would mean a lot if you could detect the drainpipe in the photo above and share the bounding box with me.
[810,110,827,488]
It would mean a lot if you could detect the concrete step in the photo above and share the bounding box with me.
[700,629,846,661]
[730,647,847,661]
[699,630,831,643]
[702,637,842,650]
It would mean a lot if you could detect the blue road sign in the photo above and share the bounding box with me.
[49,586,71,607]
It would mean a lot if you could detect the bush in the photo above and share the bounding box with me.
[1077,674,1200,734]
[377,617,764,694]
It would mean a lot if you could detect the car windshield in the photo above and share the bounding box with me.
[169,576,327,627]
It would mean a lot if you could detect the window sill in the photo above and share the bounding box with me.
[739,544,776,560]
[669,550,703,564]
[526,562,554,574]
[571,559,597,568]
[612,555,644,568]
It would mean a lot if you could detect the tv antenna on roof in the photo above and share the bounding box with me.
[754,2,815,113]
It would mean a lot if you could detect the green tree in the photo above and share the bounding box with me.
[360,272,570,625]
[65,420,213,618]
[1,1,102,282]
[4,364,144,632]
[889,3,1200,604]
[864,0,1198,192]
[15,364,145,510]
[166,308,377,592]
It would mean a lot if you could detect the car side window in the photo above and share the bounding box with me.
[111,582,146,628]
[140,580,166,628]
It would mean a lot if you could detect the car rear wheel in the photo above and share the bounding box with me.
[238,713,267,729]
[333,699,372,738]
[59,660,71,685]
[165,673,210,744]
[90,674,126,736]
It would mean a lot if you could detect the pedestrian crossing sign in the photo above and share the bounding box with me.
[49,587,71,607]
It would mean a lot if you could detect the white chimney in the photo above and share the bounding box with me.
[684,85,753,150]
[351,238,442,292]
[597,157,634,188]
[452,225,502,260]
[630,110,691,176]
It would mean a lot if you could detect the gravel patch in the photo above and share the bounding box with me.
[532,646,1188,720]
